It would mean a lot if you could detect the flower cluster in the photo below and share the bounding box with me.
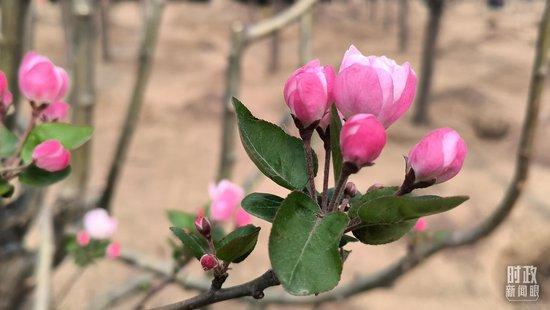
[68,209,121,265]
[284,45,467,185]
[0,52,78,193]
[171,45,470,296]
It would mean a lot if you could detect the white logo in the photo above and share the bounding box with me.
[506,265,539,302]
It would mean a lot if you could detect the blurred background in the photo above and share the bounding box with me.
[1,0,549,309]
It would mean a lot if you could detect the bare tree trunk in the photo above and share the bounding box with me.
[398,0,409,52]
[413,0,444,125]
[64,0,97,200]
[369,0,378,22]
[299,9,313,65]
[383,0,392,30]
[216,24,245,181]
[99,0,113,61]
[0,0,31,130]
[268,0,284,73]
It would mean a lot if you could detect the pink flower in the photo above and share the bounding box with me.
[40,101,70,122]
[234,208,252,227]
[200,254,218,270]
[0,71,13,108]
[83,208,118,240]
[209,180,245,222]
[76,230,90,247]
[408,127,467,184]
[340,114,387,166]
[32,139,71,172]
[283,59,335,127]
[18,52,69,103]
[106,241,121,259]
[413,218,427,232]
[334,45,417,128]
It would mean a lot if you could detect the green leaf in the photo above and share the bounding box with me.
[352,220,417,245]
[269,191,348,296]
[167,210,196,230]
[18,165,71,186]
[241,192,283,223]
[170,227,208,259]
[348,186,398,218]
[233,98,316,190]
[21,123,93,163]
[0,124,18,158]
[215,224,260,263]
[0,179,14,198]
[357,195,469,226]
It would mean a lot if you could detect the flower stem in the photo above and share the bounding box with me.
[327,162,358,213]
[303,137,317,201]
[321,146,331,210]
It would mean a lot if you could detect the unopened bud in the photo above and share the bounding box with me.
[194,215,211,239]
[200,254,218,270]
[344,182,357,197]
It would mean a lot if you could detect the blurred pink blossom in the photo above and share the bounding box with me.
[76,230,90,247]
[413,218,427,232]
[209,180,245,222]
[106,241,121,259]
[83,208,118,240]
[40,101,70,122]
[18,52,69,103]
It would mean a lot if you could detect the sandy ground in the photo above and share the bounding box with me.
[27,0,550,309]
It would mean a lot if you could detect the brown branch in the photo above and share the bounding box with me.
[151,270,279,310]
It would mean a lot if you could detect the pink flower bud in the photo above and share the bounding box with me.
[194,215,211,239]
[83,208,118,239]
[234,208,252,227]
[413,218,427,232]
[284,59,335,127]
[200,254,218,270]
[209,180,244,222]
[344,182,357,197]
[32,139,71,172]
[106,241,121,259]
[340,114,387,167]
[334,45,417,128]
[408,127,467,184]
[40,101,70,122]
[76,230,90,247]
[18,52,69,103]
[0,71,13,108]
